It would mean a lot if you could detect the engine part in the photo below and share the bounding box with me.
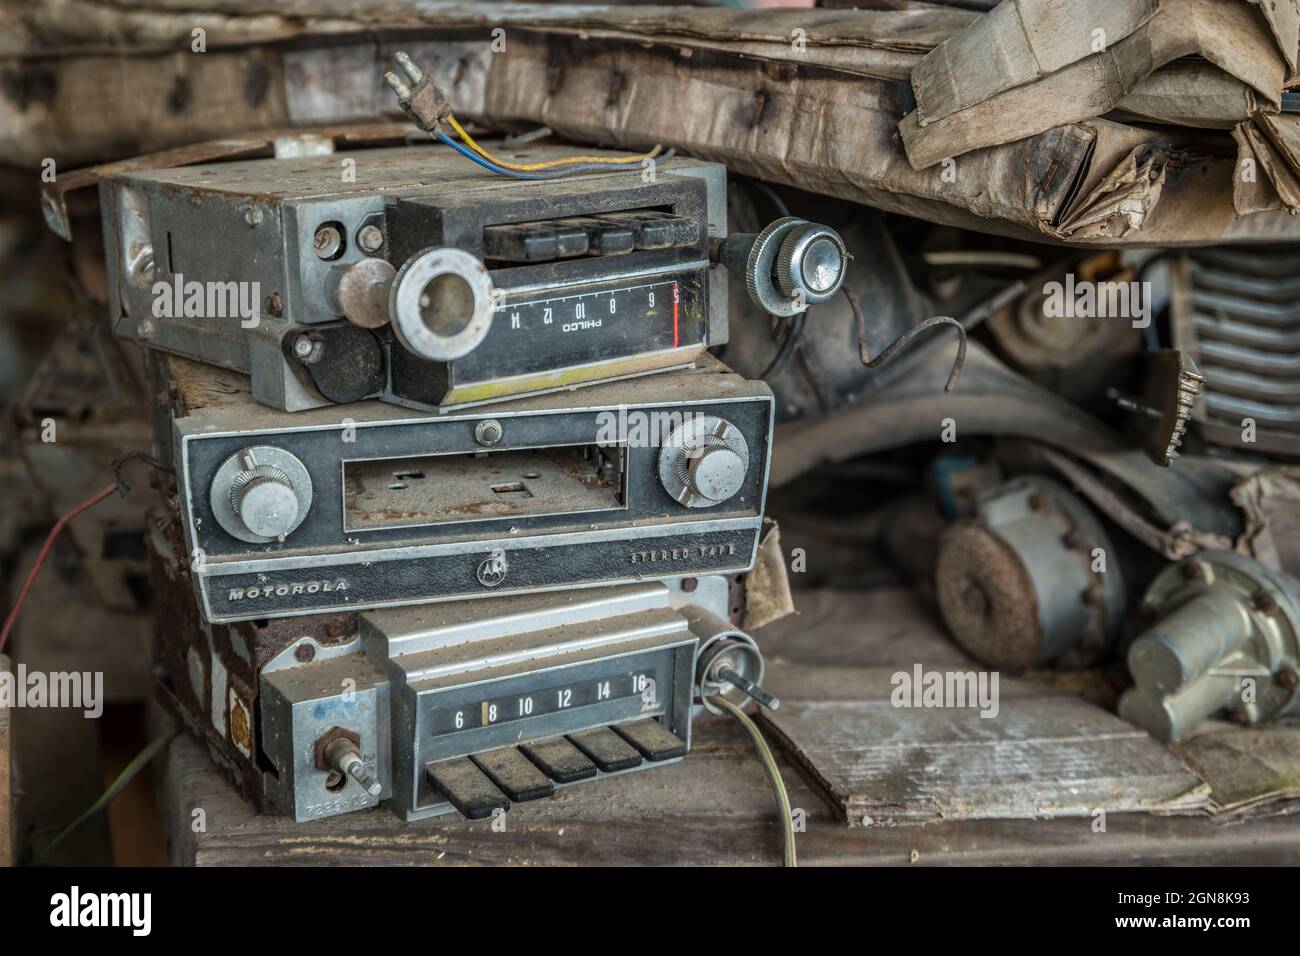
[160,353,773,623]
[936,476,1125,670]
[1109,349,1204,467]
[1119,551,1300,742]
[1170,246,1300,459]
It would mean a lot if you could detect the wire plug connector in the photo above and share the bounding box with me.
[384,51,452,134]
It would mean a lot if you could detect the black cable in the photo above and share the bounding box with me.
[846,286,968,392]
[111,451,174,497]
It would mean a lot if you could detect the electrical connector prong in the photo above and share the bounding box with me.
[382,52,452,133]
[383,71,411,103]
[394,51,424,85]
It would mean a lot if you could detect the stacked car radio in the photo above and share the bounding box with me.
[98,85,847,820]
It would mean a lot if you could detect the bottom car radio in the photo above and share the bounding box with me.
[151,514,775,821]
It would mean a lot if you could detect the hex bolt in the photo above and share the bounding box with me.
[1253,591,1278,614]
[475,419,503,446]
[357,224,385,253]
[292,334,324,364]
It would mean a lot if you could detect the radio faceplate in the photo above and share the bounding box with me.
[259,583,703,822]
[101,144,727,412]
[166,354,773,623]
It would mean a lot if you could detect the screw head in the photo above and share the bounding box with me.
[294,643,316,663]
[357,224,385,254]
[313,224,344,260]
[475,419,503,446]
[681,577,698,593]
[1277,667,1299,690]
[135,318,155,339]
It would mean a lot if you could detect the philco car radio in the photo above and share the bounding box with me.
[100,139,847,412]
[159,353,773,624]
[151,511,775,823]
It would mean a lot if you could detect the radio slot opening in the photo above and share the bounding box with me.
[343,443,626,531]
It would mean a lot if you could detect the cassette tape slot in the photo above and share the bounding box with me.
[342,443,627,532]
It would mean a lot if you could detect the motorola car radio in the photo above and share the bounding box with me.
[160,353,773,623]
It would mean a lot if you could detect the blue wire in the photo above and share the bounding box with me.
[434,132,540,179]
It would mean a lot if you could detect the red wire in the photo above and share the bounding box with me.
[0,482,118,654]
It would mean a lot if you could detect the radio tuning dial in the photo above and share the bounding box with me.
[210,446,314,544]
[658,417,751,508]
[230,466,299,541]
[712,217,847,317]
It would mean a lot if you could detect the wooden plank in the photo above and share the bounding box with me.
[756,589,1209,826]
[155,710,1300,867]
[1175,722,1300,816]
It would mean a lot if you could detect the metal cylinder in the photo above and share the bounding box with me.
[935,476,1124,670]
[1126,588,1254,693]
[1120,551,1300,741]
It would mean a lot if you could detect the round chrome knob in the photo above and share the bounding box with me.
[715,217,848,317]
[230,466,299,540]
[210,446,313,543]
[658,417,750,508]
[389,246,495,361]
[774,222,847,304]
[687,445,746,504]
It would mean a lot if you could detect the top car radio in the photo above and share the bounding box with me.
[99,141,847,413]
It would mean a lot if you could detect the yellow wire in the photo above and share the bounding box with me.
[708,694,797,867]
[447,116,661,171]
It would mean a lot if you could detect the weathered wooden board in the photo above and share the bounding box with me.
[1175,722,1300,817]
[755,589,1210,826]
[155,706,1300,866]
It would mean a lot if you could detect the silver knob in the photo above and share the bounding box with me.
[713,217,848,317]
[230,466,300,540]
[686,444,747,504]
[389,246,496,361]
[210,446,313,544]
[774,222,847,304]
[659,417,750,508]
